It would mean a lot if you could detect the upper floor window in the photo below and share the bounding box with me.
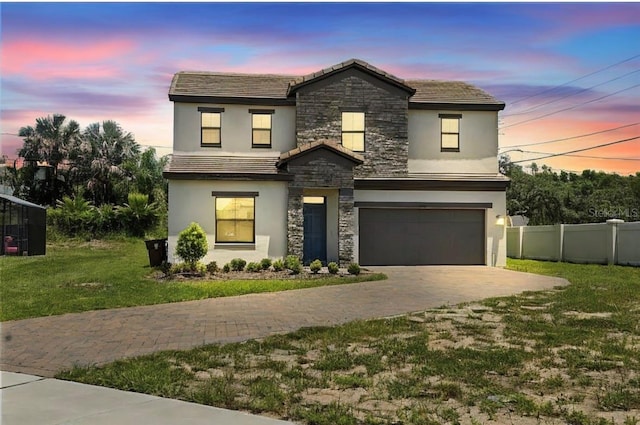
[214,195,255,243]
[341,112,365,152]
[199,107,224,147]
[250,109,273,148]
[440,114,461,152]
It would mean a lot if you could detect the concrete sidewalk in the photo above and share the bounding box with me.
[1,266,568,377]
[1,371,294,425]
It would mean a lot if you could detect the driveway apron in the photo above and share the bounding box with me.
[1,266,568,377]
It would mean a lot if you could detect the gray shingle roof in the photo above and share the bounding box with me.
[169,59,504,107]
[170,72,293,99]
[407,80,503,105]
[164,154,291,180]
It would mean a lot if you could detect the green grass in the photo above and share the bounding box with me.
[0,238,386,321]
[56,259,640,424]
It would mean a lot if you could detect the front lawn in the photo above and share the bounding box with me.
[58,260,640,424]
[0,238,385,321]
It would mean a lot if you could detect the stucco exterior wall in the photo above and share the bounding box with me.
[167,180,289,264]
[353,189,507,267]
[408,110,499,174]
[173,103,296,154]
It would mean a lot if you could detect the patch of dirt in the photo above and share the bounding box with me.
[174,298,640,424]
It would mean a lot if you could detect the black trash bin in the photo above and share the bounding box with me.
[145,239,167,267]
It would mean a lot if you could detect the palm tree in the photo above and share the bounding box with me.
[18,114,82,205]
[82,120,141,205]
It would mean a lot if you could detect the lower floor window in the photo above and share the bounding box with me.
[215,197,255,243]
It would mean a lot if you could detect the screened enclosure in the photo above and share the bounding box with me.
[1,194,46,256]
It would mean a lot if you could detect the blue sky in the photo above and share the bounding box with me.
[1,2,639,174]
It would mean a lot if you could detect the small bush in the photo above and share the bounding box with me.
[230,258,247,272]
[272,259,285,272]
[117,192,159,237]
[328,262,339,274]
[260,258,272,270]
[246,262,261,272]
[175,222,208,269]
[286,256,302,275]
[170,261,206,276]
[284,255,299,269]
[347,263,361,275]
[206,261,219,274]
[310,259,322,274]
[222,263,231,273]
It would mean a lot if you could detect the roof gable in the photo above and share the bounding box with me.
[287,59,416,96]
[277,141,364,168]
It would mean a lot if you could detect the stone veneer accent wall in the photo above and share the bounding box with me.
[295,69,410,178]
[338,189,355,265]
[285,152,357,265]
[287,188,304,260]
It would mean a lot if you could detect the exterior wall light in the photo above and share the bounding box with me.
[495,215,506,226]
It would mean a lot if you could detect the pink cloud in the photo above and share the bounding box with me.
[1,39,136,80]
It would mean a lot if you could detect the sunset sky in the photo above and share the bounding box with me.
[1,2,639,175]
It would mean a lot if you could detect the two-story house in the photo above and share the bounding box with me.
[164,59,508,267]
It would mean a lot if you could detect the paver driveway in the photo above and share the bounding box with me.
[1,266,567,377]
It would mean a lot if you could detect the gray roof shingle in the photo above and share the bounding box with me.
[164,154,291,180]
[169,59,504,107]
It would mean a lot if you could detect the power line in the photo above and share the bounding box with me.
[511,136,640,164]
[503,68,640,117]
[508,53,640,106]
[499,122,640,149]
[502,83,640,129]
[517,150,640,161]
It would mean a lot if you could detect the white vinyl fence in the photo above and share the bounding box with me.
[507,220,640,266]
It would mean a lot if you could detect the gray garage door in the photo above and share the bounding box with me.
[359,208,485,265]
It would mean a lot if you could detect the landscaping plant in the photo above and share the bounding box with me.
[327,262,339,275]
[309,259,322,274]
[230,258,247,272]
[347,262,361,275]
[175,222,208,271]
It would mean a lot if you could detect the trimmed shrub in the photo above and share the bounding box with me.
[260,258,272,270]
[272,259,285,272]
[175,222,208,270]
[328,262,339,275]
[171,262,205,275]
[310,259,322,274]
[246,262,261,272]
[222,263,231,273]
[230,258,247,272]
[284,255,299,269]
[286,255,302,275]
[206,261,219,274]
[347,263,361,275]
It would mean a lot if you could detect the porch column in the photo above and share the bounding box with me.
[287,187,304,259]
[338,188,355,266]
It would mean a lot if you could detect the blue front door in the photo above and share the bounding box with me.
[303,198,327,264]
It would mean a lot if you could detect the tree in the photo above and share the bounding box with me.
[16,114,82,205]
[82,121,141,205]
[127,148,168,207]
